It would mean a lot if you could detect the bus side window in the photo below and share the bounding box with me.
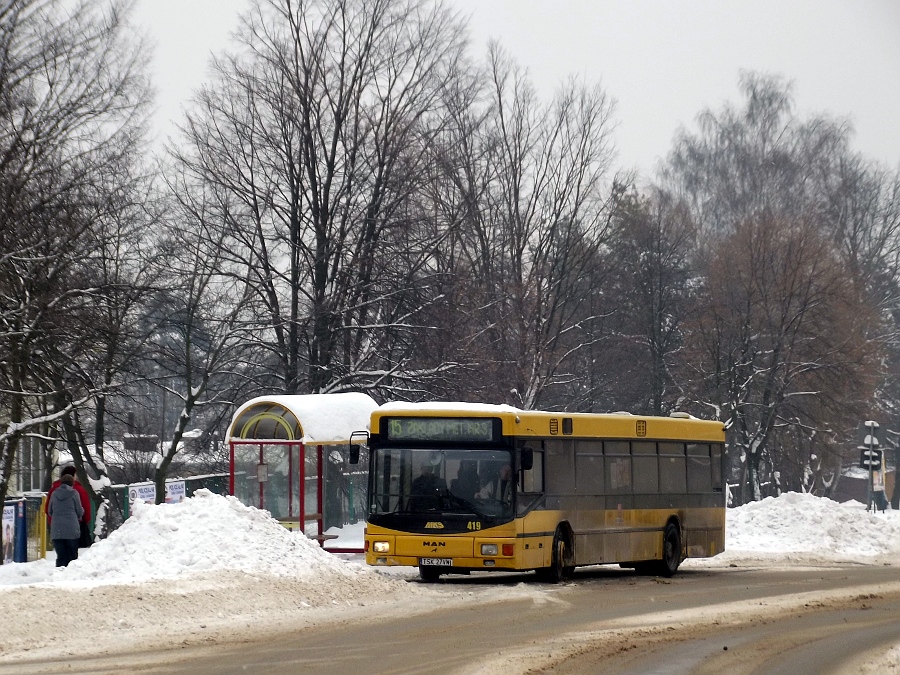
[687,443,712,493]
[605,441,631,494]
[659,442,686,493]
[631,441,658,493]
[521,451,544,493]
[544,439,574,493]
[575,440,603,494]
[711,444,724,491]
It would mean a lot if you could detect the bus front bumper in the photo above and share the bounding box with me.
[366,553,520,571]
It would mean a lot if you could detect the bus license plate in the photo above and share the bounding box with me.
[420,558,453,566]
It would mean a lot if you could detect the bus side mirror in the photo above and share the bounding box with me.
[520,447,533,471]
[349,430,369,465]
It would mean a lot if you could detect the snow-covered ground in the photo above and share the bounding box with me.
[2,490,899,668]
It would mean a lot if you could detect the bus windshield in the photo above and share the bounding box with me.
[370,446,514,519]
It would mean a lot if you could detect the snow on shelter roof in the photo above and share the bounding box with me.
[225,393,379,444]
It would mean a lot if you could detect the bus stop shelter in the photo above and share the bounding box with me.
[225,393,378,553]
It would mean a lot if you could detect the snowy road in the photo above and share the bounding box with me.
[5,563,899,674]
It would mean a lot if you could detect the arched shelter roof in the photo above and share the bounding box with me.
[225,393,379,444]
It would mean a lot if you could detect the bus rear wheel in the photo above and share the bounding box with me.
[655,522,682,577]
[538,527,573,583]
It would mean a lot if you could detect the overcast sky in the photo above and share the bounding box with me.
[134,0,900,178]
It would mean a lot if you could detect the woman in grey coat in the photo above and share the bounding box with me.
[48,473,84,567]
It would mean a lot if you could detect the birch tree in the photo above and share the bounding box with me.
[663,72,880,502]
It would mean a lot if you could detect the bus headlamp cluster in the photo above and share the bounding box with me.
[480,543,515,556]
[373,541,390,553]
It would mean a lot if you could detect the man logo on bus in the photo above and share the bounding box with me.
[423,541,446,547]
[424,521,445,529]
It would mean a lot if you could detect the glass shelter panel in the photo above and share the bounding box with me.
[267,444,298,521]
[233,443,300,521]
[303,447,318,530]
[233,443,259,511]
[322,444,369,531]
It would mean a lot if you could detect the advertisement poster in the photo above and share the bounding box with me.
[2,504,14,564]
[128,482,186,508]
[164,481,186,504]
[128,483,156,507]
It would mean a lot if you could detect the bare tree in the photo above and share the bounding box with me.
[428,46,619,408]
[817,157,900,505]
[0,0,152,546]
[662,71,848,235]
[146,172,259,503]
[173,0,469,398]
[687,215,876,503]
[36,182,162,526]
[605,188,695,415]
[660,72,881,502]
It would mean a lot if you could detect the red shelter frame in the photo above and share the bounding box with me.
[225,394,378,554]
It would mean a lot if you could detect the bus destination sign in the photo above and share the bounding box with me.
[386,417,495,443]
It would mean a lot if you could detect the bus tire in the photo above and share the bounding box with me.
[418,566,442,582]
[538,527,573,583]
[655,522,682,577]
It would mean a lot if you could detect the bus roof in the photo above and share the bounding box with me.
[372,404,725,443]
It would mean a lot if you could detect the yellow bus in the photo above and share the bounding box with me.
[360,403,726,581]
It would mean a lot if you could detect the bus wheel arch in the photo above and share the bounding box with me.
[658,517,683,577]
[538,523,575,583]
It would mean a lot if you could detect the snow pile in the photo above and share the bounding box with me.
[0,490,424,662]
[1,489,900,664]
[0,489,381,586]
[3,489,899,588]
[724,492,900,560]
[3,489,899,589]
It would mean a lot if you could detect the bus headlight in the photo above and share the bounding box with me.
[480,543,498,556]
[373,541,390,553]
